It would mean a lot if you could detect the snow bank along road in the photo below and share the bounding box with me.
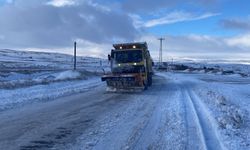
[0,72,249,150]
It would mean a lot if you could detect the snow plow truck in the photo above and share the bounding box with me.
[101,42,153,90]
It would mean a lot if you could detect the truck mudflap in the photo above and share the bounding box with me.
[101,74,144,89]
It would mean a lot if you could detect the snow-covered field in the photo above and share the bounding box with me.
[0,49,109,90]
[0,76,101,111]
[166,60,250,77]
[0,49,249,149]
[169,73,250,149]
[0,49,109,72]
[0,49,109,110]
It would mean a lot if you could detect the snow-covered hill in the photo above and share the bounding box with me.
[0,49,110,110]
[158,60,250,77]
[0,49,109,72]
[0,49,110,88]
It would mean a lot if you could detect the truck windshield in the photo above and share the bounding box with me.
[113,50,142,63]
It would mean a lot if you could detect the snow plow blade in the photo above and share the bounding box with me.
[101,74,144,90]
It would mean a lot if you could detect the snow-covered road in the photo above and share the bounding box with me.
[0,72,249,150]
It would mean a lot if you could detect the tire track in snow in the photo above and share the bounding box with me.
[74,75,185,150]
[132,81,185,150]
[182,86,224,150]
[119,76,169,149]
[182,89,207,150]
[66,77,165,150]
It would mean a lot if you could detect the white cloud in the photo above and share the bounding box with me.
[136,34,250,61]
[87,1,111,12]
[139,11,220,27]
[19,33,250,61]
[129,14,144,29]
[24,39,111,58]
[46,0,77,7]
[187,34,213,42]
[225,34,250,49]
[0,0,137,49]
[74,39,111,57]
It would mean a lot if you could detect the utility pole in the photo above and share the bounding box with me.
[74,41,77,70]
[158,37,165,66]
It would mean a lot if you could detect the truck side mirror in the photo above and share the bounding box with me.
[108,54,111,61]
[152,62,154,66]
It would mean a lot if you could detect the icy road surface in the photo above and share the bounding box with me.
[0,72,249,150]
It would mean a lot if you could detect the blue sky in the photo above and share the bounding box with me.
[0,0,250,60]
[139,0,249,37]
